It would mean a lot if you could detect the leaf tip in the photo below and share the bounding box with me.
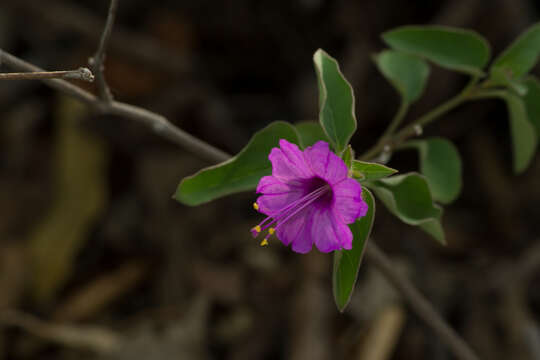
[313,48,327,64]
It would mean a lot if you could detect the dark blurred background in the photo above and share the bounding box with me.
[1,0,540,359]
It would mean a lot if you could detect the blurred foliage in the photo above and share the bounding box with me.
[28,96,108,303]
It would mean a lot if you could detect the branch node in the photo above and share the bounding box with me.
[90,0,119,102]
[64,67,95,82]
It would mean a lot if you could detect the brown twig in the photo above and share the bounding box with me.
[366,242,480,360]
[0,49,229,163]
[0,47,481,360]
[88,0,118,102]
[9,0,192,75]
[0,68,94,81]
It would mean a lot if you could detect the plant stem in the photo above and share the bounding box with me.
[363,100,409,161]
[359,76,482,161]
[0,68,94,82]
[384,99,409,139]
[467,89,508,101]
[0,49,229,163]
[89,0,119,102]
[360,80,480,161]
[391,91,469,146]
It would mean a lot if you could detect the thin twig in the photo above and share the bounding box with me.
[88,0,118,102]
[366,242,480,360]
[0,49,229,163]
[0,68,94,82]
[0,50,97,104]
[0,48,480,360]
[10,0,192,75]
[386,100,408,136]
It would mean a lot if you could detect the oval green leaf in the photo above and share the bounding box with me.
[523,76,540,135]
[295,121,330,148]
[419,217,446,245]
[369,173,441,225]
[351,160,397,181]
[174,121,299,206]
[333,187,375,312]
[382,26,490,76]
[405,138,462,204]
[502,93,538,173]
[313,49,357,153]
[491,22,540,79]
[373,50,430,103]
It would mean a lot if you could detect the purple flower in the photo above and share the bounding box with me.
[251,139,368,253]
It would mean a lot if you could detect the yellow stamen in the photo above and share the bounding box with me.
[253,202,259,211]
[260,238,269,246]
[253,225,261,233]
[268,227,275,235]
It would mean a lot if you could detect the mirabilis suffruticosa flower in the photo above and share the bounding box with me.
[251,139,368,253]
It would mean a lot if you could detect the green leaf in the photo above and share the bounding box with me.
[373,50,430,103]
[369,173,441,225]
[369,173,444,244]
[342,145,354,169]
[295,121,330,148]
[333,187,375,312]
[502,93,538,173]
[491,23,540,79]
[419,217,446,245]
[351,160,397,181]
[523,76,540,135]
[382,26,490,76]
[405,138,462,204]
[174,121,299,205]
[313,49,357,153]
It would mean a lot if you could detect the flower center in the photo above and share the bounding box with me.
[251,178,332,246]
[303,177,333,208]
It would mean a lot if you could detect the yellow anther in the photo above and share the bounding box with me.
[253,202,259,211]
[253,225,261,233]
[260,238,269,246]
[268,227,275,235]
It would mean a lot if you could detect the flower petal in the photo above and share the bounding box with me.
[268,139,313,184]
[276,207,315,254]
[311,208,352,252]
[256,176,303,215]
[304,141,348,184]
[332,178,367,224]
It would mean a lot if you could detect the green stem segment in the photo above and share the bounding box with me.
[361,100,409,161]
[383,99,409,139]
[391,92,468,146]
[359,77,499,161]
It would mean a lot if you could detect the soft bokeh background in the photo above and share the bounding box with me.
[1,0,540,359]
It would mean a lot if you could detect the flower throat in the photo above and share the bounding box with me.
[251,180,331,246]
